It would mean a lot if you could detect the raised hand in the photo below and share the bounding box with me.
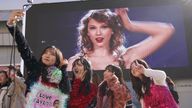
[7,10,24,26]
[134,60,145,74]
[115,8,132,30]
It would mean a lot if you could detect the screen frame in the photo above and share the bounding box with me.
[24,0,192,80]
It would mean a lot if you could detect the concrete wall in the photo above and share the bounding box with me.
[0,21,21,65]
[175,79,192,108]
[0,46,21,65]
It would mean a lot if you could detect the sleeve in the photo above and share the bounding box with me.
[144,68,167,86]
[59,66,71,94]
[7,25,40,95]
[6,25,38,71]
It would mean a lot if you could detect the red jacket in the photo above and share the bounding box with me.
[68,79,97,108]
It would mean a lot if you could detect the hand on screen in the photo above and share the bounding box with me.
[115,8,132,30]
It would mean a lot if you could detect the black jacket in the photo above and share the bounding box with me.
[7,25,71,94]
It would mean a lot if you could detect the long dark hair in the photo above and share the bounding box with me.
[59,65,71,94]
[99,64,126,98]
[99,65,125,96]
[130,59,180,103]
[72,57,92,96]
[166,76,179,104]
[130,59,151,100]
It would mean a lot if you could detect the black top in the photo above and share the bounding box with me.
[7,25,71,94]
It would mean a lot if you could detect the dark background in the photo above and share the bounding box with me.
[25,0,192,80]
